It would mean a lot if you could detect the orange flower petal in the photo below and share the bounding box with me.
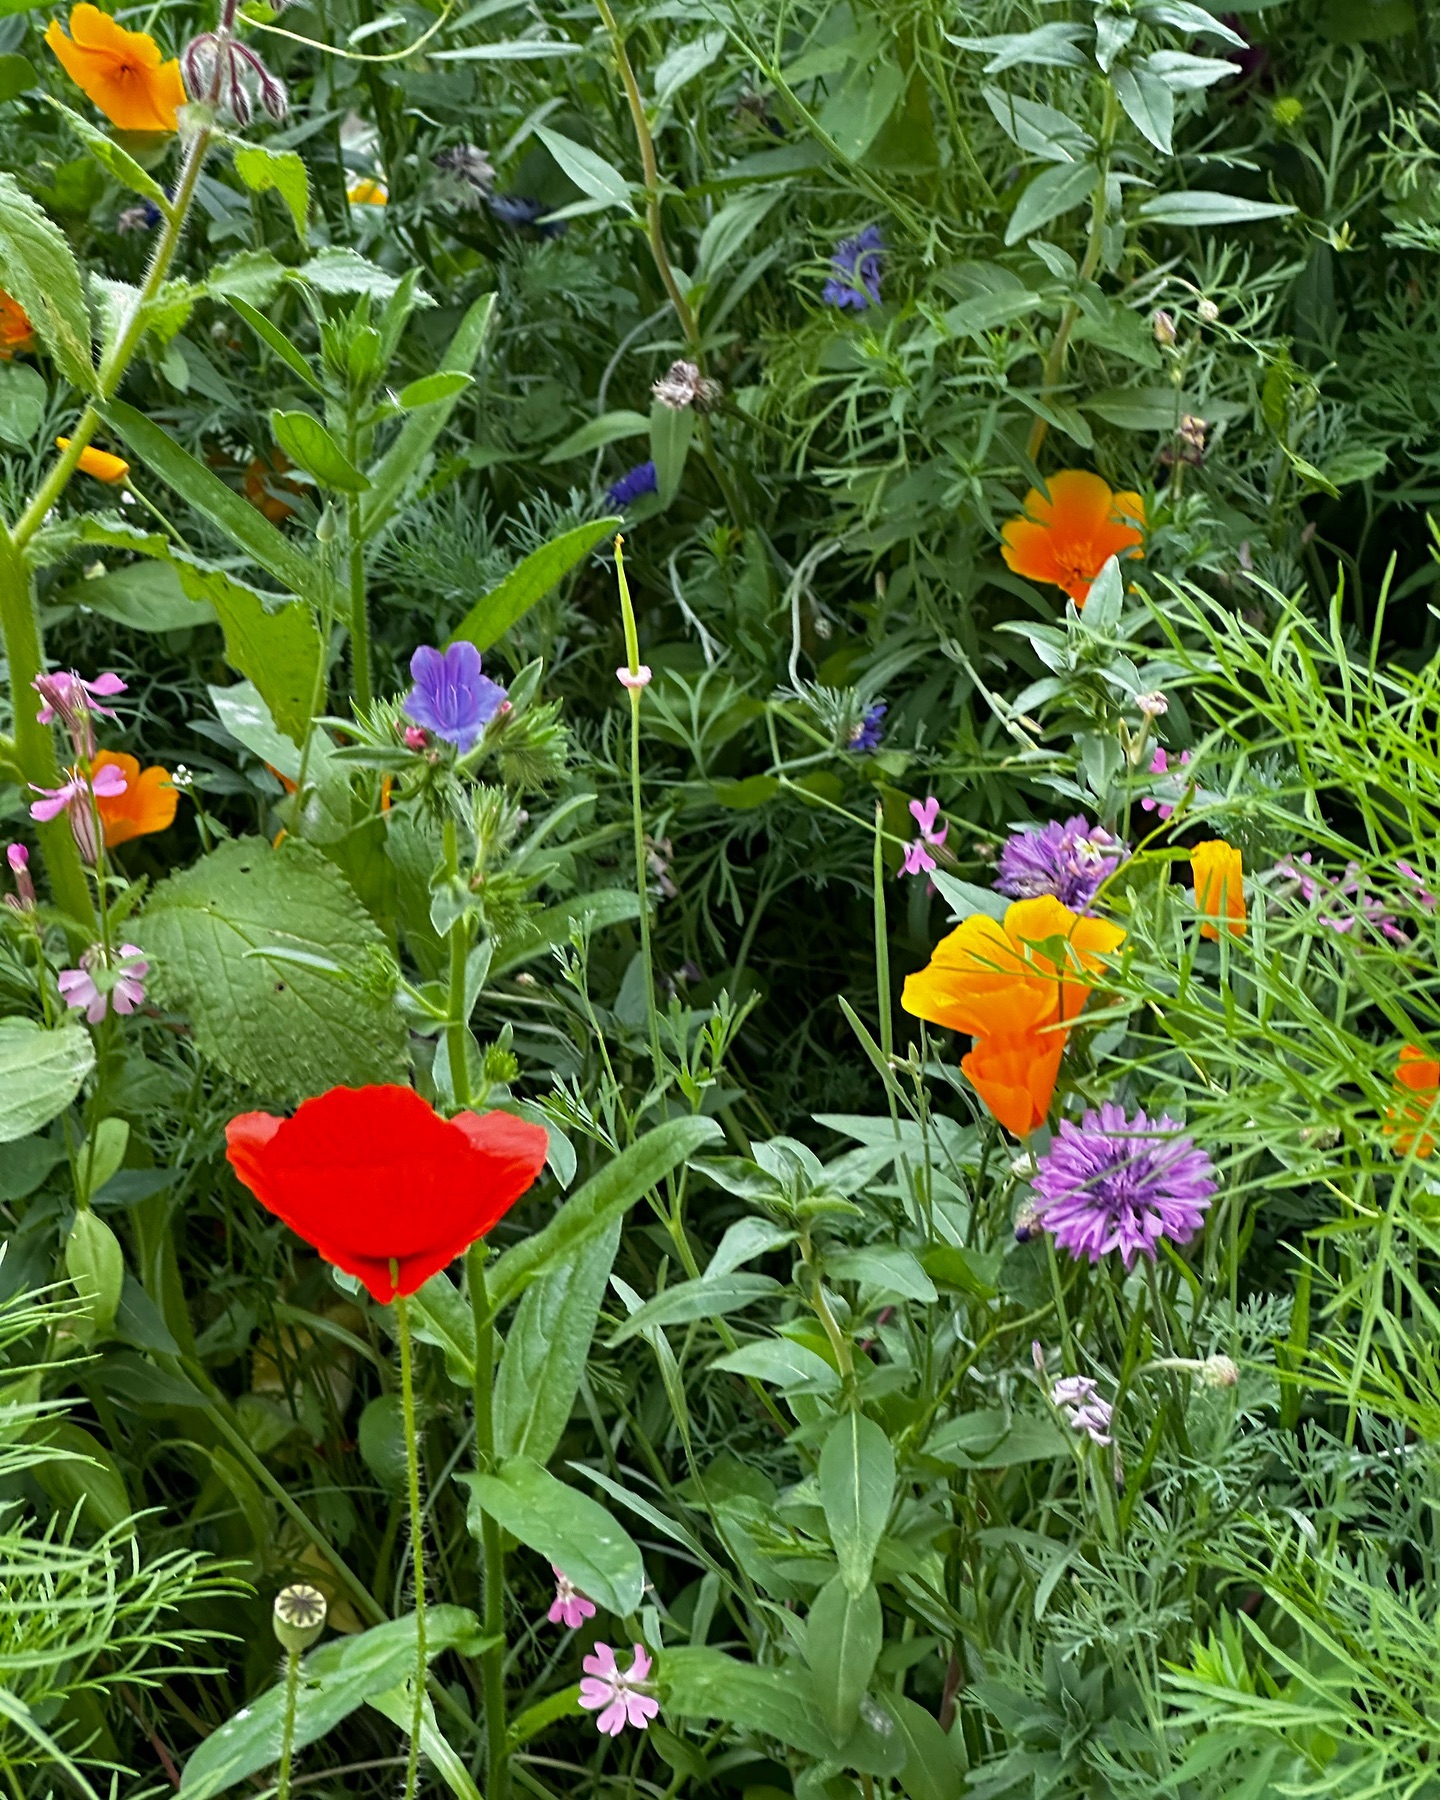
[91,750,177,846]
[1191,839,1246,940]
[58,437,130,484]
[46,5,186,133]
[1386,1043,1440,1159]
[961,1031,1064,1138]
[0,290,34,359]
[999,469,1145,606]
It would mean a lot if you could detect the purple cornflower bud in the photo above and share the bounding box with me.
[402,643,507,754]
[848,702,886,753]
[823,226,884,311]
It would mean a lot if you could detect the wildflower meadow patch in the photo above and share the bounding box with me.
[2,0,1440,1796]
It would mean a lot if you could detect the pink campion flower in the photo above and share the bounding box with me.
[30,762,127,863]
[901,795,948,878]
[4,844,35,911]
[578,1643,659,1736]
[1398,862,1437,911]
[1139,746,1191,820]
[34,670,126,759]
[58,942,149,1024]
[547,1565,597,1630]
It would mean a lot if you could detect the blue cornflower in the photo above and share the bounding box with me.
[848,702,886,752]
[605,461,658,510]
[823,226,884,310]
[488,194,565,238]
[402,642,507,754]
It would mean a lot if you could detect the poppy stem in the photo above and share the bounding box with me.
[467,1244,509,1800]
[275,1648,300,1800]
[394,1290,427,1800]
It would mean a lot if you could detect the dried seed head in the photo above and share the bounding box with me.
[651,359,724,412]
[273,1583,328,1652]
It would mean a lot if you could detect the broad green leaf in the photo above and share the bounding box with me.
[1111,63,1174,154]
[819,1411,894,1594]
[891,1692,965,1800]
[65,1210,124,1339]
[44,96,170,211]
[923,1409,1070,1468]
[366,1688,483,1799]
[462,1454,644,1614]
[826,1246,937,1303]
[395,370,472,410]
[450,517,619,652]
[207,679,300,780]
[204,249,286,309]
[271,408,370,492]
[227,294,323,392]
[362,293,494,540]
[137,838,408,1100]
[982,84,1093,162]
[710,1338,839,1394]
[0,53,35,101]
[409,1271,476,1386]
[609,1272,781,1345]
[541,411,649,464]
[1004,159,1097,245]
[952,23,1087,71]
[650,399,694,507]
[485,1116,723,1315]
[1136,191,1296,226]
[704,1217,796,1277]
[178,1608,483,1798]
[536,126,634,212]
[696,190,781,283]
[175,563,320,746]
[0,1019,94,1143]
[232,142,309,240]
[807,1574,882,1741]
[0,360,47,446]
[494,1216,621,1465]
[57,558,213,631]
[291,247,421,302]
[0,171,94,392]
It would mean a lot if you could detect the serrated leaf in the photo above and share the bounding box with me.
[232,143,309,240]
[0,1019,94,1143]
[0,172,94,392]
[291,247,423,302]
[462,1455,644,1614]
[450,516,620,652]
[137,838,407,1100]
[44,96,171,210]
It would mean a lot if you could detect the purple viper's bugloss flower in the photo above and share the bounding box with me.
[605,461,658,510]
[848,702,886,753]
[402,642,507,754]
[1032,1101,1216,1268]
[823,226,884,310]
[995,815,1128,911]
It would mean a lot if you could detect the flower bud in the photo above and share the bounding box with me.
[5,843,35,912]
[1200,1353,1239,1388]
[273,1583,327,1653]
[1197,298,1220,323]
[1136,691,1168,718]
[1151,308,1177,347]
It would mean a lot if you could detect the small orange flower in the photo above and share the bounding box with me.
[90,750,177,846]
[347,178,388,205]
[1000,469,1145,606]
[243,450,302,525]
[1191,839,1246,941]
[59,437,130,484]
[46,4,185,132]
[1386,1044,1440,1159]
[0,290,34,359]
[961,1031,1064,1139]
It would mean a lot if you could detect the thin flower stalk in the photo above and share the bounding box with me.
[467,1245,509,1800]
[394,1286,427,1800]
[614,535,665,1082]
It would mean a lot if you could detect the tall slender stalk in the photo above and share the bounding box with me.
[394,1291,428,1800]
[614,537,665,1080]
[275,1649,301,1800]
[467,1247,509,1800]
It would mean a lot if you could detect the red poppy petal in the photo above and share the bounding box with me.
[225,1111,284,1199]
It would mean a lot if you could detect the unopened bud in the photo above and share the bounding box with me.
[1200,1354,1239,1389]
[5,843,35,912]
[1031,1340,1047,1377]
[1151,308,1177,347]
[273,1583,327,1653]
[1013,1200,1041,1243]
[1197,298,1220,323]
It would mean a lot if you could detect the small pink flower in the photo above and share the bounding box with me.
[1139,746,1190,820]
[34,670,126,759]
[58,942,149,1025]
[578,1643,659,1736]
[4,843,35,911]
[616,664,652,690]
[547,1565,597,1631]
[30,763,127,863]
[402,725,429,750]
[901,794,947,879]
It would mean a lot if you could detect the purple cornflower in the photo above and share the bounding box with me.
[34,670,126,760]
[1051,1375,1114,1447]
[995,815,1128,911]
[848,702,886,753]
[823,226,884,310]
[402,643,507,755]
[547,1565,597,1630]
[605,461,658,510]
[902,795,947,877]
[578,1643,659,1736]
[59,942,148,1024]
[488,194,565,238]
[30,762,128,864]
[1032,1101,1217,1268]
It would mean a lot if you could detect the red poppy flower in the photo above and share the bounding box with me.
[225,1085,549,1301]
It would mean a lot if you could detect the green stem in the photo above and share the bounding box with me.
[276,1649,301,1800]
[443,817,472,1105]
[468,1246,508,1800]
[614,539,665,1079]
[395,1291,427,1800]
[346,490,373,713]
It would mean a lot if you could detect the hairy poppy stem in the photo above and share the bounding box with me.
[275,1648,300,1800]
[394,1290,427,1800]
[467,1244,509,1799]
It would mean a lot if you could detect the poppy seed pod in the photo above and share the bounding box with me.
[273,1584,327,1653]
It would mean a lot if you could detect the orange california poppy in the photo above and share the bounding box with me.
[45,4,186,134]
[961,1030,1065,1139]
[0,290,34,359]
[1000,470,1145,606]
[1191,839,1246,941]
[347,178,388,205]
[1385,1044,1440,1160]
[243,449,302,525]
[901,895,1127,1040]
[58,438,130,484]
[90,750,177,846]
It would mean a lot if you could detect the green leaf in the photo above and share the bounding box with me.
[494,1216,621,1465]
[485,1116,723,1315]
[177,566,319,747]
[541,411,650,464]
[0,359,47,446]
[1004,159,1097,246]
[650,399,694,507]
[57,558,214,632]
[891,1693,964,1800]
[409,1271,477,1386]
[136,838,408,1100]
[923,1409,1070,1467]
[365,1688,484,1800]
[0,53,36,101]
[395,370,473,410]
[44,96,171,211]
[1136,191,1296,226]
[0,171,94,392]
[819,1411,894,1594]
[65,1209,125,1339]
[232,142,309,240]
[696,190,781,283]
[227,295,323,392]
[450,517,620,653]
[0,1019,94,1143]
[32,1419,131,1536]
[1111,63,1174,154]
[271,408,370,492]
[292,247,422,302]
[609,1273,781,1345]
[207,679,300,779]
[431,36,583,58]
[362,293,494,540]
[487,890,642,980]
[535,126,634,212]
[462,1454,644,1614]
[178,1609,483,1798]
[807,1574,882,1741]
[710,1338,840,1394]
[826,1246,937,1303]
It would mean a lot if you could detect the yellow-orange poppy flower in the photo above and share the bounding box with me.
[0,290,34,359]
[961,1031,1065,1139]
[901,895,1126,1040]
[1191,839,1246,941]
[1386,1044,1440,1159]
[59,437,130,484]
[90,750,177,846]
[347,178,388,205]
[46,4,186,133]
[1000,469,1145,606]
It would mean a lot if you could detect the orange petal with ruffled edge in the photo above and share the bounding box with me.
[1385,1043,1439,1159]
[45,4,186,133]
[1001,469,1145,605]
[962,1031,1065,1138]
